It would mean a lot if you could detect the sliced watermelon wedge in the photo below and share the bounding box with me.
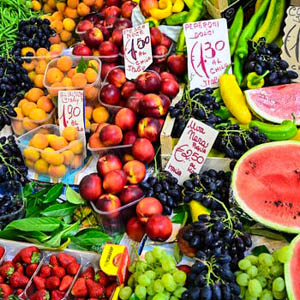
[245,83,300,125]
[232,141,300,233]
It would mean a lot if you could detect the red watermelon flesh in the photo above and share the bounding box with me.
[245,83,300,125]
[232,141,300,233]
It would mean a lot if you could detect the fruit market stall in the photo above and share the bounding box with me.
[1,0,300,299]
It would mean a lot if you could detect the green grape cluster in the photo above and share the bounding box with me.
[119,247,187,300]
[235,246,292,300]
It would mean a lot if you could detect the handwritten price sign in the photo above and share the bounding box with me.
[166,118,218,185]
[184,19,231,90]
[123,23,153,80]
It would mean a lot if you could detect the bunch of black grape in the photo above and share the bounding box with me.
[11,18,55,57]
[0,135,28,185]
[213,124,268,159]
[244,37,298,86]
[181,212,252,300]
[0,101,17,131]
[139,171,182,215]
[183,169,231,211]
[169,88,223,138]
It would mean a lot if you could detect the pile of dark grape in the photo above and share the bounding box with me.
[181,211,252,300]
[169,88,223,138]
[213,124,268,159]
[244,37,298,86]
[139,171,183,215]
[0,135,28,185]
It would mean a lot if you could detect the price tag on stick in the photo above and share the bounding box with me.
[166,119,219,185]
[184,18,231,90]
[123,23,153,80]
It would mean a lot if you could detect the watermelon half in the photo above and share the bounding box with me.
[245,83,300,125]
[285,234,300,300]
[232,141,300,233]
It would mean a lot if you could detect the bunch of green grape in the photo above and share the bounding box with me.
[235,246,292,300]
[119,247,187,300]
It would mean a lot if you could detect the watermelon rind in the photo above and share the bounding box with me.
[284,234,300,300]
[245,89,300,125]
[232,141,300,234]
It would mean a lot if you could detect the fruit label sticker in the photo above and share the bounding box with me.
[281,6,300,81]
[183,18,231,90]
[166,118,218,185]
[123,23,153,80]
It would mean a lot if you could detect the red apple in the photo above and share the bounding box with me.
[123,130,137,145]
[160,79,179,98]
[120,185,144,205]
[115,108,136,131]
[95,24,110,40]
[132,138,155,163]
[100,84,121,105]
[126,216,145,242]
[167,54,187,76]
[79,174,102,202]
[100,124,123,146]
[99,41,119,62]
[121,81,136,99]
[101,63,117,80]
[104,6,121,18]
[77,20,93,33]
[150,27,162,47]
[72,43,92,56]
[103,169,127,194]
[97,154,122,177]
[138,117,161,142]
[139,94,164,118]
[161,34,172,49]
[84,27,104,48]
[121,1,137,19]
[160,72,177,81]
[136,72,161,93]
[136,197,163,224]
[114,19,132,30]
[139,0,158,17]
[125,92,143,113]
[154,45,168,63]
[108,68,126,88]
[123,160,146,184]
[146,215,172,242]
[95,194,121,217]
[111,29,123,47]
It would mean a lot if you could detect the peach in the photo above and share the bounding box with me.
[103,5,121,18]
[123,130,137,145]
[99,41,119,63]
[121,1,136,19]
[103,169,127,194]
[160,79,179,98]
[107,68,126,88]
[150,27,162,47]
[119,185,144,205]
[79,173,102,201]
[100,63,117,80]
[125,92,143,113]
[123,160,146,184]
[121,81,136,100]
[115,108,136,131]
[136,72,161,94]
[100,84,121,105]
[139,0,158,17]
[97,153,122,177]
[100,125,123,146]
[136,197,163,224]
[167,54,187,76]
[95,194,121,217]
[146,215,172,242]
[126,216,145,242]
[138,117,161,142]
[132,138,155,163]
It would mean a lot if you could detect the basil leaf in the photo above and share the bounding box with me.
[43,183,63,203]
[63,215,73,224]
[26,204,41,218]
[68,241,89,251]
[23,182,35,197]
[41,203,77,217]
[5,217,62,232]
[66,186,85,205]
[174,243,183,264]
[61,222,80,239]
[73,229,112,246]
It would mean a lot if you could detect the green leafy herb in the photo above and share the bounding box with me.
[250,228,287,241]
[43,183,64,203]
[41,202,77,217]
[76,57,89,73]
[91,64,98,73]
[66,186,85,204]
[72,229,112,246]
[173,243,183,264]
[252,245,270,256]
[172,205,189,224]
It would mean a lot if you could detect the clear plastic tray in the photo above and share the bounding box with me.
[87,143,132,158]
[16,124,85,179]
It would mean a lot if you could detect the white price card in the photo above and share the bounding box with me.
[184,18,231,90]
[123,23,153,80]
[166,119,219,185]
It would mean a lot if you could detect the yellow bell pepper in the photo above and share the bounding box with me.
[145,17,160,27]
[150,0,172,20]
[172,0,184,13]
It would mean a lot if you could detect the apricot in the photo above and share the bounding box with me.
[18,99,29,109]
[92,106,109,124]
[72,73,87,87]
[37,128,50,135]
[22,102,37,117]
[64,7,78,18]
[63,18,76,31]
[85,68,98,83]
[50,43,63,55]
[52,11,64,21]
[28,71,36,82]
[42,148,64,165]
[21,47,35,56]
[88,133,103,148]
[90,123,98,133]
[69,140,83,154]
[94,0,104,9]
[89,60,99,71]
[85,118,91,128]
[31,133,49,149]
[84,86,98,101]
[85,106,93,120]
[51,20,64,34]
[49,82,62,97]
[62,150,74,165]
[62,126,79,142]
[46,134,57,144]
[48,0,57,9]
[57,56,73,72]
[36,48,49,57]
[24,147,40,162]
[43,3,54,13]
[56,2,66,12]
[12,121,25,136]
[50,136,68,150]
[61,77,72,88]
[34,159,49,174]
[14,107,24,118]
[29,108,47,121]
[67,68,76,78]
[23,61,36,72]
[49,35,61,45]
[25,159,35,169]
[70,154,83,169]
[34,74,45,88]
[32,0,42,11]
[37,96,54,113]
[46,67,64,84]
[77,2,90,16]
[23,118,38,131]
[48,164,67,178]
[35,60,47,74]
[25,88,44,102]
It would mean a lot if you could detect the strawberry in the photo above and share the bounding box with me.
[30,289,50,300]
[94,271,109,287]
[57,253,76,268]
[71,278,88,298]
[40,265,52,278]
[12,253,21,264]
[105,282,117,299]
[75,298,85,300]
[0,261,15,278]
[81,267,94,280]
[89,298,99,300]
[51,290,65,300]
[16,288,24,295]
[0,284,13,297]
[45,276,60,291]
[9,272,29,288]
[0,246,5,260]
[33,276,46,290]
[67,263,80,276]
[49,255,59,267]
[52,267,65,279]
[86,279,105,298]
[0,275,4,283]
[15,262,24,274]
[59,275,73,292]
[26,263,39,277]
[19,247,40,264]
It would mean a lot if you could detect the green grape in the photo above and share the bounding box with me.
[236,273,250,287]
[238,258,252,270]
[248,279,262,297]
[173,287,187,298]
[145,270,156,281]
[234,271,243,277]
[173,270,186,284]
[136,261,148,272]
[270,263,283,277]
[147,296,153,300]
[247,266,258,278]
[273,291,286,300]
[272,277,285,292]
[152,293,165,300]
[153,279,165,293]
[258,253,274,267]
[138,274,151,287]
[241,286,247,298]
[259,289,273,300]
[256,276,267,288]
[247,255,258,265]
[145,252,155,265]
[162,291,170,300]
[147,285,155,296]
[162,274,176,292]
[245,289,258,300]
[257,265,270,277]
[170,296,178,300]
[153,247,165,259]
[128,262,136,273]
[135,285,147,299]
[128,274,135,287]
[161,260,176,272]
[119,286,133,300]
[272,249,280,261]
[278,246,292,264]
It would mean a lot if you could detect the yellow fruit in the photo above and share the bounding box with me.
[62,126,79,142]
[32,0,42,11]
[21,47,36,56]
[22,102,37,117]
[14,107,24,119]
[34,74,45,88]
[24,147,40,162]
[18,99,29,109]
[69,140,83,154]
[49,136,68,150]
[48,164,67,178]
[34,159,49,174]
[35,60,47,74]
[62,150,74,165]
[31,133,49,149]
[25,159,35,169]
[25,88,44,102]
[42,148,64,165]
[29,108,47,121]
[37,96,54,113]
[28,71,37,82]
[12,121,25,136]
[63,18,76,31]
[70,154,83,169]
[57,56,73,72]
[92,106,109,123]
[23,117,38,131]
